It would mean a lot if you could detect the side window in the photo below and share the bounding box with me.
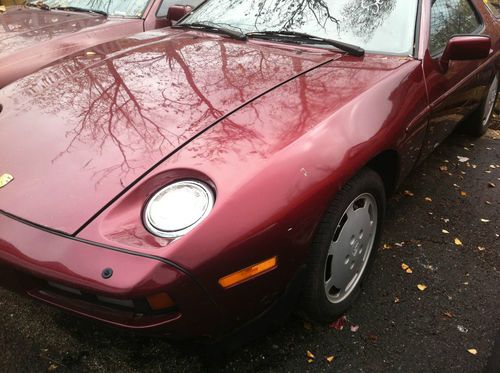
[485,0,500,18]
[429,0,481,55]
[157,0,203,18]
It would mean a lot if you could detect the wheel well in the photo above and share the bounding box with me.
[365,150,400,196]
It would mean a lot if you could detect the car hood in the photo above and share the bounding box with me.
[0,28,336,233]
[0,7,142,87]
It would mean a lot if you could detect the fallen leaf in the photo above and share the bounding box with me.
[480,219,490,223]
[367,334,379,342]
[307,359,314,364]
[478,246,486,251]
[467,348,478,355]
[443,218,450,223]
[460,191,467,197]
[326,356,335,363]
[401,263,414,274]
[457,156,470,163]
[394,297,400,304]
[442,229,450,234]
[403,190,414,197]
[48,364,58,372]
[383,243,392,250]
[454,238,463,246]
[439,165,448,172]
[417,284,427,291]
[443,311,453,319]
[488,182,496,188]
[395,242,404,247]
[307,350,315,359]
[329,316,346,331]
[350,324,359,332]
[485,201,491,205]
[425,197,433,202]
[457,325,468,333]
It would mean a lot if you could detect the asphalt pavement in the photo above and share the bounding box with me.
[1,122,499,372]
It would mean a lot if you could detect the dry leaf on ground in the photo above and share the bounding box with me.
[417,284,427,291]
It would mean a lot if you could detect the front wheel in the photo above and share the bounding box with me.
[302,168,386,323]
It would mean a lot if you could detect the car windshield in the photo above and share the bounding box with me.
[179,0,419,55]
[27,0,150,18]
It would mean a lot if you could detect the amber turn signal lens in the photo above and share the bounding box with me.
[146,292,175,311]
[218,256,278,289]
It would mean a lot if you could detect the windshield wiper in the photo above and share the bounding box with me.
[173,22,247,41]
[246,31,364,57]
[51,6,107,16]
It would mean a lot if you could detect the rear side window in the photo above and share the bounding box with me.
[429,0,481,55]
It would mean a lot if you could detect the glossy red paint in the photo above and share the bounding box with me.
[0,1,197,88]
[0,0,498,338]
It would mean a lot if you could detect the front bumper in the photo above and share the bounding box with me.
[0,212,222,338]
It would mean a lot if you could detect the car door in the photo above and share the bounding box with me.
[419,0,493,159]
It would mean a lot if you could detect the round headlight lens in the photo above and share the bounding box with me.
[144,180,215,238]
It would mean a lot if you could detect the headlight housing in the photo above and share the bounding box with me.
[144,180,215,238]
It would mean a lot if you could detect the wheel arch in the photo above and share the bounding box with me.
[364,149,401,197]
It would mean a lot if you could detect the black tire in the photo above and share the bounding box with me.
[302,168,386,323]
[461,72,498,138]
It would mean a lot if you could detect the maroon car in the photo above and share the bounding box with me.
[0,0,498,340]
[0,0,202,87]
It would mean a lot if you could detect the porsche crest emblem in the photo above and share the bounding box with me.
[0,174,14,188]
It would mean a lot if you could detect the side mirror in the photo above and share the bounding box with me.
[167,5,192,23]
[439,35,491,72]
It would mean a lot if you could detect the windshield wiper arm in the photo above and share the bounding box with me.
[247,31,364,57]
[51,6,107,16]
[173,22,247,41]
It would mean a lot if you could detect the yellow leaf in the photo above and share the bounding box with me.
[383,243,392,250]
[406,268,413,274]
[417,284,427,291]
[307,359,314,363]
[454,238,463,246]
[326,356,335,363]
[460,191,467,197]
[401,263,409,270]
[467,348,478,355]
[306,350,315,359]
